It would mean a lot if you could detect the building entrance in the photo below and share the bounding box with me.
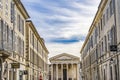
[63,69,67,80]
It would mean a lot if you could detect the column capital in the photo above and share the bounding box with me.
[65,63,69,65]
[51,63,53,65]
[56,63,58,65]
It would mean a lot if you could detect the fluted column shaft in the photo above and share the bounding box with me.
[51,64,53,80]
[61,64,63,80]
[72,64,74,80]
[56,64,58,80]
[67,64,68,80]
[77,64,79,80]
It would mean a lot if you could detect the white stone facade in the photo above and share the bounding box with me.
[0,0,29,80]
[80,0,120,80]
[49,53,80,80]
[26,20,49,80]
[0,0,49,80]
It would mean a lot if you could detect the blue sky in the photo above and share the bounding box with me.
[21,0,101,58]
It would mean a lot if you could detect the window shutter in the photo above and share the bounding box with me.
[11,2,15,23]
[0,20,1,49]
[3,23,7,49]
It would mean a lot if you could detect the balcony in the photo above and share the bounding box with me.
[0,48,11,59]
[0,41,12,59]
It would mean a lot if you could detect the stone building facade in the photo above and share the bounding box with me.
[80,0,120,80]
[26,20,49,80]
[0,0,49,80]
[49,53,80,80]
[0,0,29,80]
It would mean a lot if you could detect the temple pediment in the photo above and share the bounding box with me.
[57,56,72,60]
[49,53,79,61]
[49,53,80,80]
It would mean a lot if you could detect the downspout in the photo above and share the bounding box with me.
[113,0,119,80]
[96,46,99,80]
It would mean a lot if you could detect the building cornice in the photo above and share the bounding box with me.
[26,20,49,54]
[50,60,80,64]
[80,0,108,53]
[14,0,30,19]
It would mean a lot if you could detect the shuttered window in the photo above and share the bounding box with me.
[11,2,15,23]
[3,23,7,49]
[21,20,24,35]
[0,20,2,48]
[0,0,3,9]
[17,15,20,31]
[110,0,114,16]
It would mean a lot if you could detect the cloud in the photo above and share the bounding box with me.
[50,34,85,44]
[21,0,101,57]
[47,41,84,58]
[50,38,79,44]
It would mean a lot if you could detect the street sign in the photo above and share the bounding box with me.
[11,63,20,68]
[110,45,117,51]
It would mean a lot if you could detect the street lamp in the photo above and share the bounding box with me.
[109,44,119,80]
[109,58,114,64]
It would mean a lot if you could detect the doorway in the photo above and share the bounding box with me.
[0,58,3,80]
[63,69,67,80]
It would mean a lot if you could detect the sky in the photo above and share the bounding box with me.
[21,0,101,58]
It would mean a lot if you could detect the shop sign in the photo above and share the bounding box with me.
[11,63,20,68]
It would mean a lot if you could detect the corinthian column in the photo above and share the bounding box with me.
[77,63,79,80]
[51,64,53,80]
[67,64,68,80]
[72,64,73,80]
[61,64,63,80]
[56,64,58,80]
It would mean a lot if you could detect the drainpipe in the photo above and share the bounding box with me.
[113,0,119,80]
[96,46,99,80]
